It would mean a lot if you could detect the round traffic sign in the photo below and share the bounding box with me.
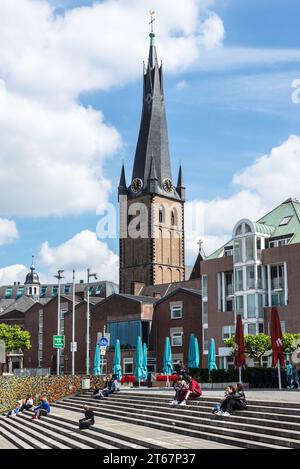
[99,337,108,347]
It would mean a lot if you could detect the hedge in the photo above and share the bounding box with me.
[189,367,289,388]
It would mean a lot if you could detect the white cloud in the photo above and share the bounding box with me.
[176,80,188,90]
[0,80,120,216]
[198,12,225,49]
[186,134,300,262]
[38,230,119,283]
[0,0,224,217]
[0,219,19,246]
[0,264,28,286]
[234,135,300,205]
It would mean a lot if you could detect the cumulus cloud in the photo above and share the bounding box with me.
[38,230,119,283]
[186,135,300,262]
[0,0,224,218]
[198,12,225,49]
[0,264,28,286]
[0,219,19,246]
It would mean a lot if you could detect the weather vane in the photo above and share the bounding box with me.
[149,10,156,33]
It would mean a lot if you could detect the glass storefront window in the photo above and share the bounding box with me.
[247,294,256,318]
[234,239,243,263]
[246,236,254,261]
[109,321,142,349]
[246,266,255,290]
[235,268,243,291]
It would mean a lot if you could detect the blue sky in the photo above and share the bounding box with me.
[0,0,300,284]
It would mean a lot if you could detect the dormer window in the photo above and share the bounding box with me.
[279,216,293,226]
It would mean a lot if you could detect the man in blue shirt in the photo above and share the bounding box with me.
[32,396,51,420]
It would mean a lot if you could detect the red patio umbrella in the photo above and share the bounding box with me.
[234,315,246,383]
[270,307,284,389]
[270,307,285,368]
[234,314,246,368]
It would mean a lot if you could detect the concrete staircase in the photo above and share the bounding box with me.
[0,391,299,449]
[52,391,300,449]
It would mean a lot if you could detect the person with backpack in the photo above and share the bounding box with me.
[79,405,95,430]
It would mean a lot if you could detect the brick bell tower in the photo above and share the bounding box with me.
[119,24,185,294]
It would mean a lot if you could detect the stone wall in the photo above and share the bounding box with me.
[0,375,103,412]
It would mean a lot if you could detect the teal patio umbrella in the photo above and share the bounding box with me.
[134,336,144,385]
[208,338,218,372]
[163,337,173,386]
[113,339,122,381]
[142,343,148,381]
[93,343,101,376]
[188,334,200,369]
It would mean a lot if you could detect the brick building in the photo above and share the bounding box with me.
[198,198,300,368]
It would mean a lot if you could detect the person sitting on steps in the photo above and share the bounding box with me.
[170,375,187,406]
[32,396,51,420]
[79,405,95,430]
[177,375,202,406]
[216,383,247,416]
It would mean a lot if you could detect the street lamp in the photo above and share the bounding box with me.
[71,270,76,376]
[86,268,98,375]
[54,269,64,376]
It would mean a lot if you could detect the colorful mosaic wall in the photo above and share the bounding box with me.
[0,375,104,412]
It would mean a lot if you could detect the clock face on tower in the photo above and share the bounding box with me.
[131,178,143,194]
[163,178,173,193]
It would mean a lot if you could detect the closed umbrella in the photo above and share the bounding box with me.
[163,337,173,387]
[142,343,148,381]
[93,343,101,376]
[234,315,246,383]
[270,307,284,389]
[208,338,218,372]
[188,334,200,369]
[134,336,144,386]
[113,339,122,381]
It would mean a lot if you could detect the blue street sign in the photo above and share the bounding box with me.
[99,337,109,347]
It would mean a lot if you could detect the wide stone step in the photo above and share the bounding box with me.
[0,420,35,450]
[17,413,120,450]
[68,396,300,440]
[19,412,145,450]
[68,396,300,426]
[81,392,300,416]
[0,415,73,449]
[53,401,291,449]
[83,391,300,409]
[0,417,52,449]
[46,413,162,449]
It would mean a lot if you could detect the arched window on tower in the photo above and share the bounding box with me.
[171,208,178,227]
[159,206,165,224]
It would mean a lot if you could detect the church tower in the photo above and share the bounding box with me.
[119,24,185,294]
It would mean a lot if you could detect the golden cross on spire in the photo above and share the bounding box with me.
[149,10,156,33]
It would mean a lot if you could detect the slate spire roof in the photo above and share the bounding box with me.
[128,31,182,200]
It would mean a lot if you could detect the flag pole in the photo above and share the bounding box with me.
[239,366,242,384]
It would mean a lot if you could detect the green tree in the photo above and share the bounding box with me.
[0,324,31,353]
[282,333,300,354]
[225,333,272,367]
